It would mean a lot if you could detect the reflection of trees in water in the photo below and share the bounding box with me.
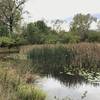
[38,67,100,87]
[30,56,100,87]
[81,91,88,99]
[46,74,100,88]
[34,61,100,87]
[49,74,88,87]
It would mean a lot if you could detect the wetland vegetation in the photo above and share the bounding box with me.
[0,0,100,100]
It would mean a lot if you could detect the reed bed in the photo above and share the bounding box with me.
[28,43,100,75]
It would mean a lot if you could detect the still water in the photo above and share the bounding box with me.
[36,75,100,100]
[27,43,100,100]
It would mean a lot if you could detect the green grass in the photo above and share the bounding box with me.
[18,84,46,100]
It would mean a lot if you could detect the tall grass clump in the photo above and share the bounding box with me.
[0,66,46,100]
[28,43,100,75]
[18,84,46,100]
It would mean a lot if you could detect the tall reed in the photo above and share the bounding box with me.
[28,43,100,75]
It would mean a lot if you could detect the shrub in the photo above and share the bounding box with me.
[86,31,100,42]
[26,32,45,44]
[44,33,59,44]
[0,36,28,48]
[59,32,80,43]
[18,84,46,100]
[0,36,15,47]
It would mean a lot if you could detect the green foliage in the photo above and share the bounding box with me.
[20,15,100,44]
[6,14,97,44]
[0,24,8,36]
[27,23,39,34]
[34,20,51,33]
[12,34,29,45]
[44,33,59,44]
[70,13,97,40]
[0,36,15,47]
[86,31,100,42]
[23,21,51,35]
[26,32,45,44]
[0,0,26,33]
[21,21,81,44]
[22,21,52,44]
[18,84,46,100]
[0,36,28,48]
[28,44,100,75]
[59,32,80,43]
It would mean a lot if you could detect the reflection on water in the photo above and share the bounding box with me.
[34,66,100,100]
[48,74,88,87]
[33,63,100,100]
[28,45,100,100]
[36,75,100,100]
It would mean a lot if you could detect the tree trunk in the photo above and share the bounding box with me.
[9,17,13,37]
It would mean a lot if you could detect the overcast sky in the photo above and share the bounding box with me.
[24,0,100,30]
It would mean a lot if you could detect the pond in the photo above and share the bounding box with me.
[36,75,100,100]
[0,44,100,100]
[28,44,100,100]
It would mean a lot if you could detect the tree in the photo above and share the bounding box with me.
[59,32,80,43]
[51,19,65,32]
[0,23,8,36]
[0,0,26,36]
[34,20,51,33]
[86,30,100,42]
[70,13,97,41]
[21,22,46,44]
[27,23,39,34]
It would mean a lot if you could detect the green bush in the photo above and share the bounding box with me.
[0,36,15,47]
[86,31,100,42]
[59,32,80,43]
[44,33,59,44]
[18,84,46,100]
[26,32,45,44]
[14,36,29,45]
[0,36,28,48]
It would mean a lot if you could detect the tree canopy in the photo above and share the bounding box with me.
[0,0,26,35]
[70,13,97,40]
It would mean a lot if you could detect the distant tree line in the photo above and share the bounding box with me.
[0,0,100,47]
[21,14,100,44]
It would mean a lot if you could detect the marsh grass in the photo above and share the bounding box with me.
[0,60,46,100]
[28,43,100,75]
[18,84,46,100]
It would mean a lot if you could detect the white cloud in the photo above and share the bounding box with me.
[24,0,100,29]
[24,0,100,20]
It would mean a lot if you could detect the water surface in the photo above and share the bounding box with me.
[36,75,100,100]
